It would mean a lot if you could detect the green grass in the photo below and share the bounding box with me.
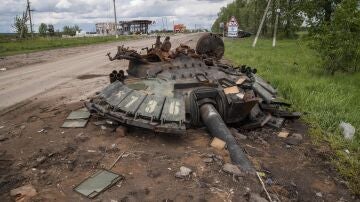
[224,37,360,195]
[0,35,139,56]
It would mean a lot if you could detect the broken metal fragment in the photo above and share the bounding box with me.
[74,169,124,198]
[66,108,91,120]
[61,119,88,128]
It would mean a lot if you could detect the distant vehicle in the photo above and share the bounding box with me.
[238,30,252,38]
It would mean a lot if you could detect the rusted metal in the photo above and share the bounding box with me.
[200,103,254,172]
[86,34,300,168]
[196,33,224,60]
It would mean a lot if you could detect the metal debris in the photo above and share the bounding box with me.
[85,34,301,171]
[62,119,88,128]
[74,169,124,198]
[62,108,91,128]
[66,108,91,120]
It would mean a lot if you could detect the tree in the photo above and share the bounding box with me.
[62,25,81,36]
[63,25,75,36]
[302,0,343,33]
[38,23,48,36]
[48,24,55,36]
[13,15,28,38]
[309,0,360,74]
[74,25,81,32]
[211,0,304,38]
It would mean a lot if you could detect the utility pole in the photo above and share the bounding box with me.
[20,0,34,38]
[252,0,272,47]
[165,17,168,30]
[26,0,34,37]
[273,8,280,47]
[113,0,118,38]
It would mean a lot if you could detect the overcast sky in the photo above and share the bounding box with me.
[0,0,233,33]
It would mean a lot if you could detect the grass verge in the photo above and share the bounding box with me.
[224,37,360,195]
[0,35,140,56]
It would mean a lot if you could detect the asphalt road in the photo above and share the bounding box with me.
[0,33,202,111]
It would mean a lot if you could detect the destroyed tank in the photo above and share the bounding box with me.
[85,33,300,172]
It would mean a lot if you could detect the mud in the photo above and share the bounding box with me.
[0,98,356,202]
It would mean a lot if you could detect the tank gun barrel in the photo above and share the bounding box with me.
[200,103,254,173]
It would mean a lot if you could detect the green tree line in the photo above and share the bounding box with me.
[212,0,304,38]
[212,0,360,74]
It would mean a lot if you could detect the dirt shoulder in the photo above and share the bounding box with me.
[0,96,355,201]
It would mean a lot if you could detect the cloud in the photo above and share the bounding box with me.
[55,0,71,9]
[0,0,232,33]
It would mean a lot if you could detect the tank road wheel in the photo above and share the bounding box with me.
[196,33,225,60]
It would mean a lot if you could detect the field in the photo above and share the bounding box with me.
[224,37,360,194]
[0,35,138,56]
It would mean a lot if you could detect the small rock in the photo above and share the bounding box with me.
[116,126,127,137]
[222,163,243,176]
[36,156,46,163]
[175,166,192,178]
[285,134,302,146]
[0,134,8,142]
[249,193,268,202]
[75,133,89,142]
[40,170,46,174]
[203,153,215,158]
[339,122,355,140]
[291,133,303,140]
[101,125,107,130]
[203,158,213,163]
[237,133,248,140]
[265,178,273,185]
[0,68,7,71]
[214,155,223,161]
[10,185,37,200]
[316,192,323,197]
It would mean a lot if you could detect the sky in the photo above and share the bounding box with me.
[0,0,233,33]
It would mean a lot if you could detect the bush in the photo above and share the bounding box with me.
[310,0,360,74]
